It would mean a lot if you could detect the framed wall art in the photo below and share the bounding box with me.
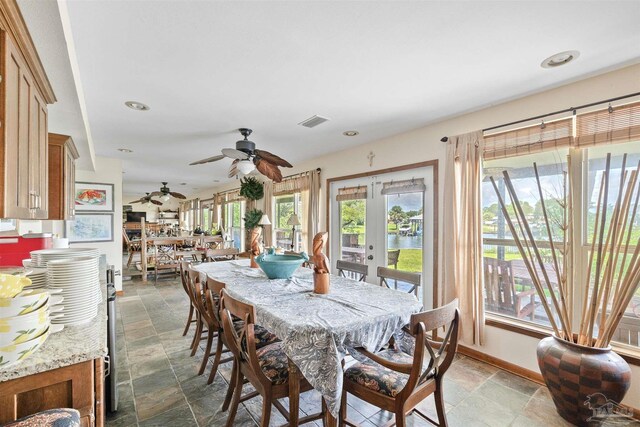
[75,182,114,212]
[66,213,114,243]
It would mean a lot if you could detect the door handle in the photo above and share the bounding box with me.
[367,255,374,260]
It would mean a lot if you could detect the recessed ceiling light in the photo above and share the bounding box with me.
[180,183,187,185]
[213,180,220,183]
[541,50,580,69]
[117,148,133,153]
[125,101,150,111]
[343,131,359,137]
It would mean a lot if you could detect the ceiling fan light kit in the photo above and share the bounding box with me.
[190,128,293,182]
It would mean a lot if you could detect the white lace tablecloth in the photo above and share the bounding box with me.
[194,259,422,417]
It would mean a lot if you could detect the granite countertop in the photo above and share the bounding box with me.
[0,263,109,382]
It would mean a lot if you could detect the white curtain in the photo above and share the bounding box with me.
[302,169,321,252]
[263,182,274,247]
[443,131,485,345]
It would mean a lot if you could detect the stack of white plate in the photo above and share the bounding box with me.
[47,256,101,326]
[25,267,48,289]
[31,248,99,268]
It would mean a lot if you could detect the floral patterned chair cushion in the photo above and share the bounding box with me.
[256,341,290,385]
[344,349,414,397]
[5,408,80,427]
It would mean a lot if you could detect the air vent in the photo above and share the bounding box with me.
[298,115,330,128]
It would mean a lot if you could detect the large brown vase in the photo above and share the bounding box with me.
[536,336,631,426]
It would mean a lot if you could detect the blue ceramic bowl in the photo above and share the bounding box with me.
[255,252,309,279]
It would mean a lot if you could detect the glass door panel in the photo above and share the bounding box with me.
[339,199,366,263]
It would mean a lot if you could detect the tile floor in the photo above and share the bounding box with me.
[107,270,636,427]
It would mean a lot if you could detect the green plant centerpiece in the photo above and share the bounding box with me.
[240,177,264,201]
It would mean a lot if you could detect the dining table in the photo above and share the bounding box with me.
[194,258,423,425]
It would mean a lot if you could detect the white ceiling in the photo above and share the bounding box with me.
[18,1,640,196]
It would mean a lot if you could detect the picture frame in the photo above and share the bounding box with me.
[74,182,114,212]
[66,213,114,243]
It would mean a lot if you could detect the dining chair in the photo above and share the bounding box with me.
[122,228,142,268]
[186,269,209,357]
[388,249,401,269]
[206,247,240,262]
[220,290,325,427]
[203,277,279,385]
[151,239,180,284]
[378,266,421,297]
[341,299,460,427]
[179,261,197,337]
[336,260,368,282]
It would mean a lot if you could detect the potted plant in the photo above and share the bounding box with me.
[489,154,638,426]
[240,176,264,201]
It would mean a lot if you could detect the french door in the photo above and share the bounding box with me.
[329,166,435,307]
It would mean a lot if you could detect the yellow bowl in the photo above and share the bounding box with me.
[0,326,51,368]
[0,274,32,298]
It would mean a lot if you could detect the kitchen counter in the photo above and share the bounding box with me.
[0,262,108,382]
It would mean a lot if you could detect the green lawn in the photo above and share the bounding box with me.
[395,248,422,273]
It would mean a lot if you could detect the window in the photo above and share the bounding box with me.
[273,194,302,250]
[482,106,640,350]
[226,201,244,251]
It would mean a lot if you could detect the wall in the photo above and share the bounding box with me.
[71,157,123,291]
[190,63,640,408]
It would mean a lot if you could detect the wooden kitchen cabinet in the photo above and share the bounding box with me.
[0,1,56,219]
[48,133,79,220]
[0,359,104,427]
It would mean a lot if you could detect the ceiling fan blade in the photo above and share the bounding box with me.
[228,159,239,178]
[189,154,225,165]
[169,192,186,199]
[148,191,162,197]
[150,200,162,206]
[254,149,292,168]
[222,148,249,160]
[255,159,283,183]
[129,199,143,204]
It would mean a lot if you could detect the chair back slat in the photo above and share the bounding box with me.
[220,290,261,372]
[336,260,368,281]
[179,261,192,294]
[377,266,421,296]
[207,277,226,325]
[406,299,460,392]
[207,247,240,262]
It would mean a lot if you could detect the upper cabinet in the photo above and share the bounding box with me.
[0,1,56,219]
[48,133,78,220]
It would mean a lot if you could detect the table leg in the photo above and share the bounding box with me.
[287,360,300,426]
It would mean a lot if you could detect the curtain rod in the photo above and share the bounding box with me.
[214,168,322,195]
[440,91,640,143]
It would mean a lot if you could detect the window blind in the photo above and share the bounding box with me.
[575,101,640,147]
[336,185,367,201]
[483,118,573,160]
[381,178,426,195]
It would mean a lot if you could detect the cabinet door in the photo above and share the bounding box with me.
[29,90,48,219]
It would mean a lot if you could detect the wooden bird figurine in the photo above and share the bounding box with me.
[312,232,330,274]
[250,227,262,256]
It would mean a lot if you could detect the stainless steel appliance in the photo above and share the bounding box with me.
[105,266,118,412]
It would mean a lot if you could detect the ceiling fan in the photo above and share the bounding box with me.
[129,193,162,206]
[149,182,187,201]
[189,128,292,182]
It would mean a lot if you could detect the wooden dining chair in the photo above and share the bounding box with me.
[122,228,142,268]
[206,247,240,262]
[186,269,209,357]
[204,277,279,386]
[337,260,368,282]
[179,261,197,337]
[220,290,325,427]
[388,249,401,269]
[151,239,180,284]
[378,266,421,297]
[341,299,460,427]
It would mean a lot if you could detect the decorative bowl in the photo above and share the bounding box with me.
[0,303,64,345]
[0,324,63,369]
[0,289,51,317]
[255,251,309,279]
[0,274,31,298]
